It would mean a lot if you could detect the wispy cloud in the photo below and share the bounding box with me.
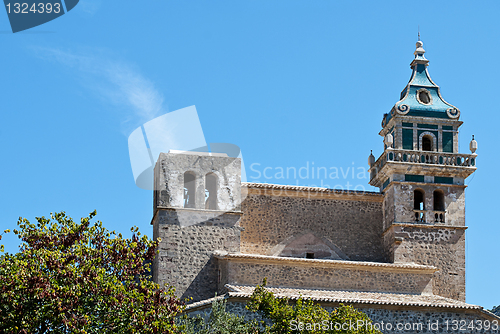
[32,46,166,134]
[78,0,101,16]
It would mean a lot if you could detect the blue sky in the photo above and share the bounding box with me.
[0,0,498,308]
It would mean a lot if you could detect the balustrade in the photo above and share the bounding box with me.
[370,149,477,181]
[386,150,476,167]
[412,210,446,224]
[414,210,425,223]
[433,211,445,223]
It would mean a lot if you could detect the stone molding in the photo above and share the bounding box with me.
[379,115,463,138]
[382,223,468,237]
[267,229,349,260]
[243,183,383,202]
[416,88,433,106]
[418,131,438,151]
[150,207,243,226]
[214,252,437,274]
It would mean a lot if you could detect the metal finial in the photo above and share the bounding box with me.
[472,135,475,140]
[418,26,421,41]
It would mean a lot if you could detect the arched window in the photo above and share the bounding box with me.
[414,189,425,210]
[205,173,218,210]
[422,135,433,151]
[184,172,196,208]
[433,190,445,211]
[419,132,436,152]
[414,189,425,222]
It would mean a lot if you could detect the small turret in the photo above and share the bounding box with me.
[368,150,375,167]
[470,135,477,154]
[384,133,393,149]
[368,150,376,180]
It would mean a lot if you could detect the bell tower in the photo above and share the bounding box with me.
[369,40,477,302]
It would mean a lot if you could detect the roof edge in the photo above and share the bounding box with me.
[184,292,488,314]
[214,252,438,273]
[243,182,382,202]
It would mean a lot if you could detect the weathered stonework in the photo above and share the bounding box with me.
[380,179,467,301]
[153,151,242,213]
[239,188,385,262]
[152,151,244,302]
[152,210,242,302]
[387,224,466,302]
[216,253,435,295]
[382,182,465,227]
[187,294,500,334]
[149,40,496,332]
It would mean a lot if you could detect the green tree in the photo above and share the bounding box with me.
[178,297,261,334]
[0,211,184,334]
[247,279,382,334]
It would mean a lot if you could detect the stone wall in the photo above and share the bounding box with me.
[152,209,242,302]
[382,181,467,301]
[359,307,499,334]
[383,181,465,227]
[388,224,466,302]
[215,300,500,334]
[153,151,242,212]
[217,256,435,295]
[239,188,385,262]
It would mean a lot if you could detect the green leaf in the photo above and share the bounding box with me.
[0,211,184,333]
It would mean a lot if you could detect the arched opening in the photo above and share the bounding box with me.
[433,190,445,211]
[414,189,425,222]
[184,172,196,208]
[422,135,433,151]
[414,189,425,210]
[205,173,218,210]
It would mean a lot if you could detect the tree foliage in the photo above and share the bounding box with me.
[491,305,500,316]
[246,279,382,334]
[0,211,184,334]
[178,297,261,334]
[176,279,382,334]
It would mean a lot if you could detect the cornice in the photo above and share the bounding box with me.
[383,223,468,237]
[214,252,437,274]
[243,183,383,203]
[150,207,243,225]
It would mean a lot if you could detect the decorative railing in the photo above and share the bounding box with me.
[433,211,445,223]
[413,210,445,224]
[414,210,425,223]
[370,149,477,180]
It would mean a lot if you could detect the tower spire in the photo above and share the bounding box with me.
[412,39,427,65]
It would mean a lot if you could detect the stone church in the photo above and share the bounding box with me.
[151,40,499,332]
